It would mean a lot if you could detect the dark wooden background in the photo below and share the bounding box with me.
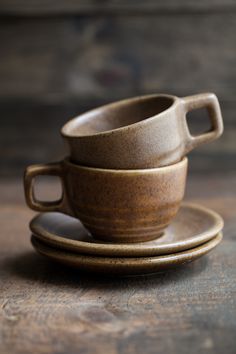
[0,0,236,177]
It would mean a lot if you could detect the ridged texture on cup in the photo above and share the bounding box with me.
[63,158,188,243]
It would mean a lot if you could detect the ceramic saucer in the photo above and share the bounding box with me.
[31,233,223,275]
[30,203,223,257]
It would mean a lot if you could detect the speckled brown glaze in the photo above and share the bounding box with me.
[31,233,223,276]
[24,157,188,243]
[30,203,224,257]
[61,93,223,169]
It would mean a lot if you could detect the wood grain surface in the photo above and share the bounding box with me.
[0,175,235,354]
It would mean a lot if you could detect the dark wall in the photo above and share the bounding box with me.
[0,1,236,177]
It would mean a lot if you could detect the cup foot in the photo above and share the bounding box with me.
[90,231,164,244]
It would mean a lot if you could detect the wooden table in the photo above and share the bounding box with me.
[0,174,235,354]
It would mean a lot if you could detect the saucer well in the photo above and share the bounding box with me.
[30,203,223,257]
[31,233,223,275]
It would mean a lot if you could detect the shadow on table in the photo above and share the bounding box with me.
[4,249,209,290]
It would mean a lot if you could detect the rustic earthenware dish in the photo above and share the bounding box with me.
[30,203,223,257]
[31,233,223,275]
[24,157,188,243]
[61,93,223,169]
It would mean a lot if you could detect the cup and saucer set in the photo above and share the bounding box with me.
[24,93,224,276]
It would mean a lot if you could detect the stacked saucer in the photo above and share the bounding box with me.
[24,93,224,276]
[30,204,223,275]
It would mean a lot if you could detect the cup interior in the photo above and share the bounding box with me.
[63,95,174,137]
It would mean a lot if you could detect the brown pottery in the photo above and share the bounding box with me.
[30,203,223,257]
[24,157,188,243]
[31,233,223,276]
[61,93,223,169]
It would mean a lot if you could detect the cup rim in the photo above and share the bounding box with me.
[63,156,187,174]
[61,93,178,139]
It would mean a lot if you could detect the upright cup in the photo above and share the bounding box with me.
[24,158,188,243]
[61,93,223,169]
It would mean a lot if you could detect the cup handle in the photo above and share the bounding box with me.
[182,93,223,152]
[24,162,70,214]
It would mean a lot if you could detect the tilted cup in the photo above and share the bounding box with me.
[61,93,223,169]
[24,158,188,243]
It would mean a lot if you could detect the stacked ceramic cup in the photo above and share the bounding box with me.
[24,93,224,275]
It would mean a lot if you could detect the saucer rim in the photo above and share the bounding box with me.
[31,233,223,275]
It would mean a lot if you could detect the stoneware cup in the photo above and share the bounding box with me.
[61,93,223,169]
[24,157,188,243]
